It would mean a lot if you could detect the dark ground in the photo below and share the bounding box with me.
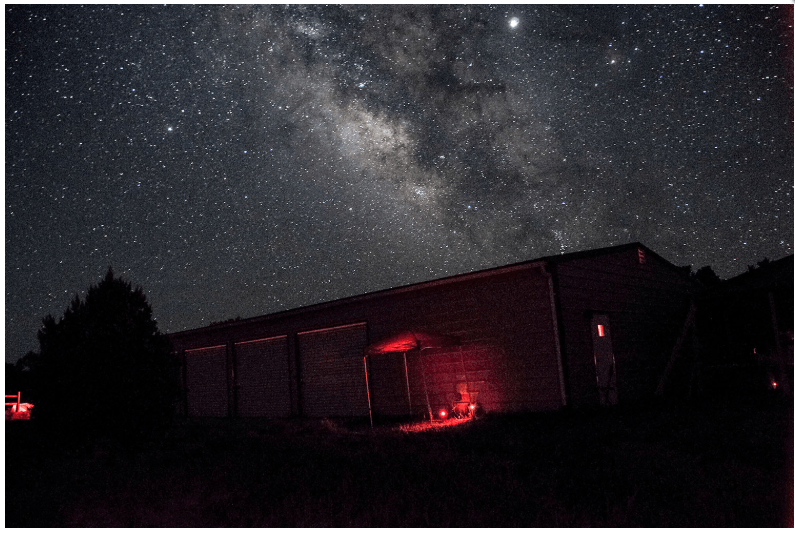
[5,398,793,527]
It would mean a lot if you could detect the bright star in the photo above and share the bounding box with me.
[509,17,519,29]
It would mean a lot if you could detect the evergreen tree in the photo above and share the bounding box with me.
[694,265,721,288]
[6,355,35,399]
[30,268,179,440]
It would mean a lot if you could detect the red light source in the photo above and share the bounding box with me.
[597,324,605,337]
[5,402,33,420]
[772,381,778,389]
[439,409,448,419]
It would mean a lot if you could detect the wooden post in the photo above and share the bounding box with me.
[656,302,697,397]
[364,355,373,428]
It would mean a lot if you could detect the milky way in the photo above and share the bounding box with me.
[6,5,793,362]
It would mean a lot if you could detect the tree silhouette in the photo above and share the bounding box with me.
[29,268,179,440]
[6,356,35,399]
[694,265,721,288]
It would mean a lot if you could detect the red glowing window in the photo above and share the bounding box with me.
[597,324,605,337]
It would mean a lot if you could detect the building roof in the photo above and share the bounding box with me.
[718,254,793,294]
[167,242,683,338]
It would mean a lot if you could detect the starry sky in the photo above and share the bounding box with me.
[5,4,793,363]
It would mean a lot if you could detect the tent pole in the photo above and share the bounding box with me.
[459,351,471,409]
[421,349,433,421]
[403,352,412,416]
[364,355,373,428]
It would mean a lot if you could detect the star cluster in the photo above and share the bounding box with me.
[6,5,793,362]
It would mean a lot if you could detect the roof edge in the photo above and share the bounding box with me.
[167,241,679,339]
[168,258,549,339]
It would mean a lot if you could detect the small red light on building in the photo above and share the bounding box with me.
[772,381,778,389]
[598,324,605,337]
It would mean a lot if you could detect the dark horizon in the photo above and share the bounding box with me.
[6,5,793,363]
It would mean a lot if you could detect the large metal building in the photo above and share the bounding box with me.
[167,242,695,419]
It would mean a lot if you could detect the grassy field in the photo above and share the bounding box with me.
[5,399,792,527]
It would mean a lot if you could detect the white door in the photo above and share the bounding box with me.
[591,314,618,406]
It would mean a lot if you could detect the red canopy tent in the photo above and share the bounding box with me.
[363,330,460,427]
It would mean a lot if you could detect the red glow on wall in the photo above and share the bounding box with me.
[366,330,461,355]
[597,324,605,337]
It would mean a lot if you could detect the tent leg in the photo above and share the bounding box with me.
[403,352,412,416]
[421,350,433,421]
[459,351,471,412]
[364,355,373,428]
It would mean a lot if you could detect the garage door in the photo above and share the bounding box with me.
[235,336,290,417]
[298,323,368,417]
[185,345,228,417]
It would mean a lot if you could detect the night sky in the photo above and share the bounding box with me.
[5,4,793,363]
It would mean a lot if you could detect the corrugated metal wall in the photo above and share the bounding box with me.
[297,323,369,417]
[234,336,290,417]
[554,246,693,407]
[169,244,692,417]
[185,345,228,417]
[362,267,561,414]
[171,265,560,418]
